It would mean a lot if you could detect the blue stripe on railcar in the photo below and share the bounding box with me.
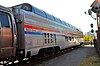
[24,31,42,35]
[24,31,66,37]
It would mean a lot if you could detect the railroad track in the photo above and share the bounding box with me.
[0,45,82,66]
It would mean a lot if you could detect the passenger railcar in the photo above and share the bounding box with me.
[0,3,83,62]
[11,3,83,59]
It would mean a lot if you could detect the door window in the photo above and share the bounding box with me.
[0,12,10,27]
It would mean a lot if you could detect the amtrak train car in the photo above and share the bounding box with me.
[11,3,83,60]
[11,3,83,59]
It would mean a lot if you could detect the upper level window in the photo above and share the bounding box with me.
[21,4,32,11]
[0,12,10,27]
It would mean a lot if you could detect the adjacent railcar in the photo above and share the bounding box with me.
[11,3,83,59]
[0,5,16,61]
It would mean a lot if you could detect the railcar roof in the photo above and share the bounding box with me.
[12,3,80,31]
[0,5,11,12]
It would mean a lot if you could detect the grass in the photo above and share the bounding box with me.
[80,55,100,66]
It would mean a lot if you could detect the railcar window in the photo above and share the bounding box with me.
[45,39,47,44]
[48,39,49,43]
[51,39,53,43]
[34,7,46,17]
[69,37,72,41]
[65,37,68,41]
[50,34,53,43]
[46,13,54,21]
[43,33,55,44]
[47,33,49,38]
[67,23,70,27]
[21,4,32,11]
[62,21,66,25]
[50,34,52,38]
[44,33,46,38]
[0,12,10,27]
[72,37,74,41]
[54,17,61,23]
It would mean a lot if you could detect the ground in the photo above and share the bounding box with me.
[35,45,96,66]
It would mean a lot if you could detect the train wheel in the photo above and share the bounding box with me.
[0,57,15,65]
[49,47,56,55]
[0,60,9,65]
[54,47,60,54]
[17,57,23,62]
[38,49,48,59]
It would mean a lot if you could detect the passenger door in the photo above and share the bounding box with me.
[0,12,13,58]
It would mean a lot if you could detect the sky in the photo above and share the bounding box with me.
[0,0,96,34]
